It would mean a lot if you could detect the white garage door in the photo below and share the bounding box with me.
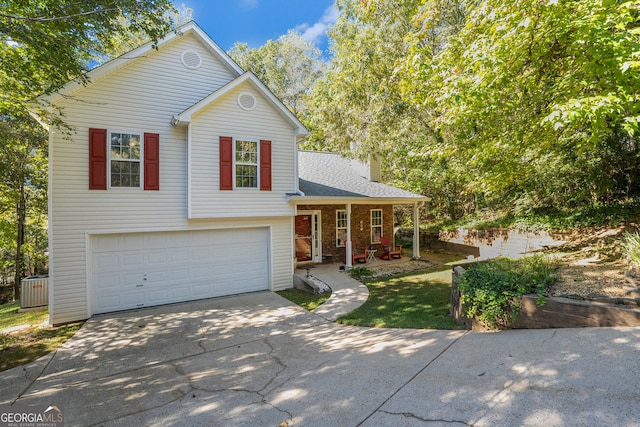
[91,228,270,314]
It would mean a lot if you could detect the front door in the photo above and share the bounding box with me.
[295,212,321,263]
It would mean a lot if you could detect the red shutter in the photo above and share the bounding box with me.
[260,140,272,191]
[220,136,233,190]
[144,133,160,190]
[89,128,107,190]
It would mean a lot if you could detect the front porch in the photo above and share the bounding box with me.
[294,203,422,269]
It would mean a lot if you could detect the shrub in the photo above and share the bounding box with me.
[458,255,558,329]
[349,266,373,279]
[623,232,640,266]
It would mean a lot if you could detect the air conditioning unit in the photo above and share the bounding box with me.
[20,276,49,309]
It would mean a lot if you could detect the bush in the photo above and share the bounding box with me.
[458,255,558,329]
[349,266,373,279]
[623,232,640,266]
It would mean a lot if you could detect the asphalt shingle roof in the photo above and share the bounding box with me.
[298,151,425,200]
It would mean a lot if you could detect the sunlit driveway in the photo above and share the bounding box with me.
[2,291,639,426]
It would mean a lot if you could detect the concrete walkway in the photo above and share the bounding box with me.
[301,263,369,321]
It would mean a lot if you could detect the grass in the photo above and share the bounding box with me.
[0,301,84,372]
[337,265,465,330]
[0,301,48,330]
[277,288,331,311]
[623,232,640,266]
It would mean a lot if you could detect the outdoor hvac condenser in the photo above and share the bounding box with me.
[20,276,49,309]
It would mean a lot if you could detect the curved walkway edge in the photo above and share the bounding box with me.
[306,264,369,321]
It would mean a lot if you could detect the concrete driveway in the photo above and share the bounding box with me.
[2,291,639,426]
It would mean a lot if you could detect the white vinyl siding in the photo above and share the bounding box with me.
[48,33,294,324]
[188,82,297,218]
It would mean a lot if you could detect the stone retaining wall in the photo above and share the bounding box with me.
[397,227,567,259]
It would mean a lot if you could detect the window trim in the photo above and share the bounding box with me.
[108,129,144,190]
[371,209,383,244]
[233,138,259,190]
[336,209,347,247]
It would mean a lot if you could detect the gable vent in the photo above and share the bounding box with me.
[237,92,257,110]
[181,49,202,69]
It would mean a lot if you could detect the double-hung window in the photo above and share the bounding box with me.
[235,140,258,188]
[89,128,159,191]
[110,132,141,188]
[336,210,347,247]
[371,209,383,243]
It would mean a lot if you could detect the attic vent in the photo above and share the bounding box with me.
[181,49,202,69]
[237,92,257,110]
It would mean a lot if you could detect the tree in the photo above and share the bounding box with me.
[229,30,325,116]
[0,112,48,300]
[1,0,176,117]
[305,0,476,219]
[407,0,640,212]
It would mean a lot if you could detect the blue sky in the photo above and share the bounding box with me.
[178,1,337,54]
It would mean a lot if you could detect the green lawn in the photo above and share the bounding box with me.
[0,301,48,330]
[277,288,330,310]
[0,301,84,372]
[337,266,465,330]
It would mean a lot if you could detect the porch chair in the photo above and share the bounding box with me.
[347,241,367,264]
[380,236,402,260]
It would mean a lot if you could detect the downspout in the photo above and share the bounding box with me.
[412,202,421,259]
[346,203,352,269]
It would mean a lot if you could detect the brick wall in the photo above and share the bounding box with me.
[297,204,394,263]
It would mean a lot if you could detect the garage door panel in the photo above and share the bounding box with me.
[147,251,168,265]
[123,273,143,286]
[95,253,120,270]
[91,228,270,314]
[123,254,144,267]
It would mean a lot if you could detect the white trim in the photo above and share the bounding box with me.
[233,138,259,190]
[47,128,54,325]
[345,204,352,269]
[84,232,91,319]
[336,209,347,247]
[296,210,322,263]
[187,123,192,219]
[288,196,430,205]
[107,129,144,190]
[370,208,383,244]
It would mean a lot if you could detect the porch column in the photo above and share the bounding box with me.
[412,202,421,259]
[345,203,352,269]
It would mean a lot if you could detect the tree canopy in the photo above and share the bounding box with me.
[229,30,325,117]
[407,0,640,212]
[303,0,640,220]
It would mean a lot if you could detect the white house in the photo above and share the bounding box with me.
[41,22,427,325]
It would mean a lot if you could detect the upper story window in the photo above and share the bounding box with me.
[371,209,383,243]
[235,140,258,188]
[110,132,141,188]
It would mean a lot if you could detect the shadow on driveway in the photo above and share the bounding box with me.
[1,291,639,426]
